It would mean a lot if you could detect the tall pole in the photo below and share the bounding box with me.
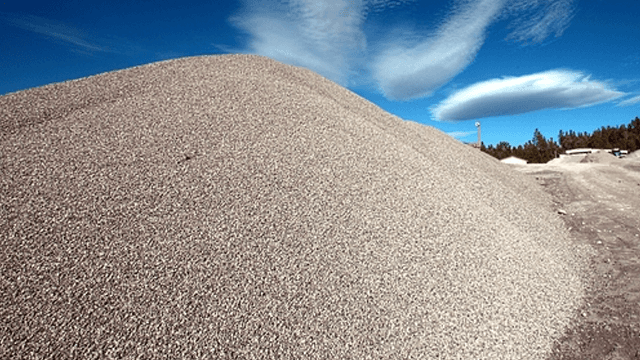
[475,122,481,148]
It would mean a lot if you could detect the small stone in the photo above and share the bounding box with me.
[557,209,567,215]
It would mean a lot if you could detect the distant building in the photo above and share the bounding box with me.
[500,156,528,165]
[564,148,600,156]
[562,148,628,157]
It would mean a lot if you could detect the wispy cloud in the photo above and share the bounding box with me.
[502,0,576,44]
[230,0,385,86]
[617,94,640,107]
[2,13,111,53]
[447,130,476,139]
[431,69,626,121]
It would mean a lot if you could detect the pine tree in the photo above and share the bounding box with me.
[480,116,640,160]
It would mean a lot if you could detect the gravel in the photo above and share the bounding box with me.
[1,54,592,359]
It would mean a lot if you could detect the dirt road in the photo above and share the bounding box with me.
[515,156,640,359]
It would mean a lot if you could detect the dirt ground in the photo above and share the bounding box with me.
[514,155,640,359]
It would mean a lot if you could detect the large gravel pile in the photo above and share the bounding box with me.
[1,55,591,359]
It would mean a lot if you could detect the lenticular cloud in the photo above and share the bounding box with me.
[432,69,626,121]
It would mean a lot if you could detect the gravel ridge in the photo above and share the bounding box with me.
[1,54,591,359]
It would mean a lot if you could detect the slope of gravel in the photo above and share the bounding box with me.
[1,55,591,359]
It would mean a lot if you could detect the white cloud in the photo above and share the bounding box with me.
[2,13,110,53]
[230,1,578,98]
[431,69,626,121]
[617,94,640,107]
[372,0,505,100]
[372,0,577,100]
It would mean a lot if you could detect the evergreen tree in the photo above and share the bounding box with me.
[479,116,640,161]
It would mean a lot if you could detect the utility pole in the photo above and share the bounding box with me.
[475,121,481,148]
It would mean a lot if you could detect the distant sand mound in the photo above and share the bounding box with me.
[580,150,620,164]
[627,149,640,159]
[547,154,587,165]
[0,55,590,359]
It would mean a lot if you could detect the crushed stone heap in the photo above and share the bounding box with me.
[1,55,590,359]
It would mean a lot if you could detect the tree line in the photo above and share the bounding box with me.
[480,117,640,163]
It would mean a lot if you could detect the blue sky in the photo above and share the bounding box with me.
[2,0,639,146]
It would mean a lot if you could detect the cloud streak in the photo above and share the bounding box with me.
[503,0,576,44]
[431,70,626,121]
[447,131,477,139]
[617,94,640,107]
[2,13,110,53]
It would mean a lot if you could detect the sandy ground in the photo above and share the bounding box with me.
[514,156,640,359]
